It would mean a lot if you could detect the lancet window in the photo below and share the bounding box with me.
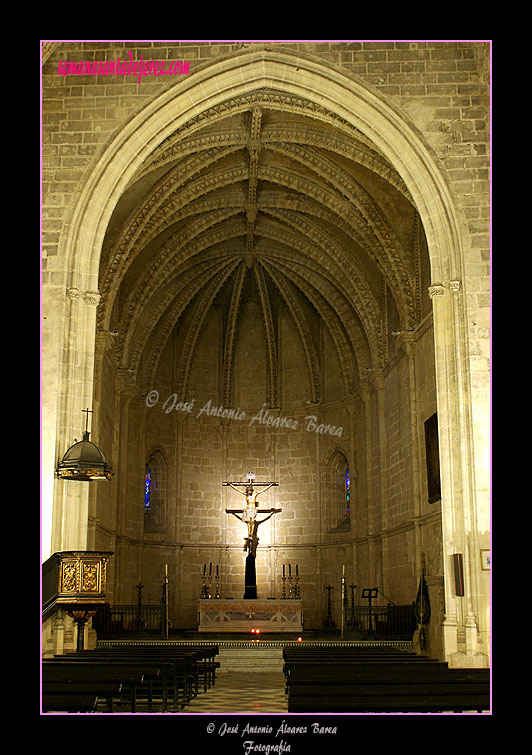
[143,450,168,533]
[327,450,352,533]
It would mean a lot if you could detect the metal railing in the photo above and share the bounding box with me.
[92,605,164,638]
[349,604,416,638]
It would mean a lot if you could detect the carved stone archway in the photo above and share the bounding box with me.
[45,48,485,665]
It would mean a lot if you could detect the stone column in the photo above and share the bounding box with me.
[394,331,425,582]
[370,370,385,537]
[428,281,486,666]
[51,288,102,556]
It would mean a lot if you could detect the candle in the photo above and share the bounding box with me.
[283,564,285,577]
[296,564,299,577]
[203,564,206,576]
[342,564,345,576]
[209,562,212,576]
[216,564,219,576]
[165,563,168,577]
[289,564,291,577]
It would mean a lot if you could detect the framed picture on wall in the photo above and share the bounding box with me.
[480,549,490,570]
[424,412,441,504]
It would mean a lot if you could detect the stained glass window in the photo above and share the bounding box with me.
[345,467,350,515]
[145,468,152,512]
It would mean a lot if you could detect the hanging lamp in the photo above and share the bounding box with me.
[56,408,113,481]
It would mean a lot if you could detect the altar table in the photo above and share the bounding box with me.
[198,598,303,633]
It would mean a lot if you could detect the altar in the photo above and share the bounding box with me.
[198,599,303,633]
[196,475,302,634]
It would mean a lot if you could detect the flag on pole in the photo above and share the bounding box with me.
[413,571,431,626]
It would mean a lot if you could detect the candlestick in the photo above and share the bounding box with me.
[200,566,208,599]
[294,574,300,599]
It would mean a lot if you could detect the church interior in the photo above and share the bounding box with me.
[41,40,491,715]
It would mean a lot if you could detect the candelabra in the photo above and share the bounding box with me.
[200,570,209,599]
[293,574,300,599]
[161,564,169,640]
[201,563,220,599]
[323,584,336,629]
[281,563,300,599]
[348,583,358,629]
[134,582,147,628]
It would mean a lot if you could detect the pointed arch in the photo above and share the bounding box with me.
[47,47,481,666]
[144,447,169,533]
[325,448,353,534]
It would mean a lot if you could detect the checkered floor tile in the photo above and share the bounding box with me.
[181,672,287,714]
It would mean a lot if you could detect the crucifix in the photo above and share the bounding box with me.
[223,472,281,599]
[81,407,92,434]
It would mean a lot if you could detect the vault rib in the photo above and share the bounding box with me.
[253,261,278,408]
[131,257,240,386]
[222,262,247,407]
[176,262,244,401]
[261,260,321,404]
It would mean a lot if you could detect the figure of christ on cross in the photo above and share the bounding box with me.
[223,474,281,558]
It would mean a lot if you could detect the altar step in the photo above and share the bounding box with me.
[217,645,284,673]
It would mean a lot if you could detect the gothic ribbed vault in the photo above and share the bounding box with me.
[97,89,427,404]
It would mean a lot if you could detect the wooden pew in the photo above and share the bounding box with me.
[42,692,99,713]
[283,647,446,686]
[52,657,178,712]
[42,682,122,713]
[92,644,220,695]
[43,644,220,713]
[42,661,149,713]
[282,647,490,713]
[58,645,219,709]
[160,645,220,691]
[286,668,491,713]
[73,649,201,706]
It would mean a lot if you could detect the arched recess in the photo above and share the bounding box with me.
[47,47,482,664]
[325,449,352,534]
[144,447,169,534]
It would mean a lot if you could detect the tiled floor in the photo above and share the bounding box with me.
[181,672,288,714]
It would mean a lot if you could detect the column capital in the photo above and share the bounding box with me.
[67,287,101,306]
[428,280,462,298]
[393,330,417,356]
[428,283,446,299]
[357,383,372,403]
[116,367,138,395]
[83,291,101,306]
[369,368,385,391]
